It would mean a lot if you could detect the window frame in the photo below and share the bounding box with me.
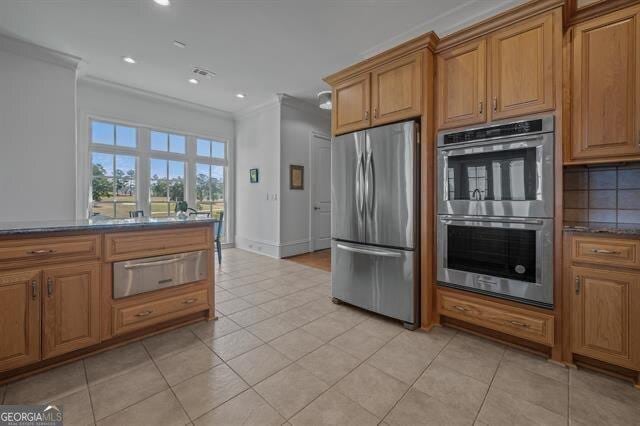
[85,116,233,243]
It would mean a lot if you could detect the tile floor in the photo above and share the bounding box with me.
[3,248,640,425]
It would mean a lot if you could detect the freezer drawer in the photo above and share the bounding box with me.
[332,240,417,324]
[113,250,208,299]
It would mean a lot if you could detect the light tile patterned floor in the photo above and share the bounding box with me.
[3,248,640,425]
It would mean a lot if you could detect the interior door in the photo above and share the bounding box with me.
[42,263,100,359]
[365,121,416,249]
[311,133,332,251]
[0,270,41,372]
[331,130,366,243]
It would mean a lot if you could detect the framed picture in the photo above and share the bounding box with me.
[290,165,304,190]
[250,168,259,183]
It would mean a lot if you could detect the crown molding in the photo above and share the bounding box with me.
[436,0,564,52]
[567,0,640,26]
[0,31,81,70]
[279,94,331,120]
[233,95,282,121]
[78,75,234,120]
[324,32,439,85]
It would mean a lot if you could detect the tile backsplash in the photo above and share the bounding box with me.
[564,163,640,224]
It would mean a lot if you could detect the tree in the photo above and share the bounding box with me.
[92,164,112,202]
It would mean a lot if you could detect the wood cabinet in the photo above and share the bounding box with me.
[371,52,423,126]
[435,11,557,129]
[0,270,41,373]
[569,5,640,162]
[489,13,555,120]
[42,263,101,359]
[570,265,640,370]
[436,39,486,129]
[332,74,371,135]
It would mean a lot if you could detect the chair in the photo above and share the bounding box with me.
[187,208,211,217]
[129,210,144,218]
[214,212,224,265]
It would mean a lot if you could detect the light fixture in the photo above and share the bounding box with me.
[188,78,199,85]
[235,93,246,99]
[122,56,136,64]
[153,0,170,6]
[173,40,186,48]
[317,91,332,110]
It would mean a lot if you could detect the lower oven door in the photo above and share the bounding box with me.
[113,250,208,299]
[437,216,553,307]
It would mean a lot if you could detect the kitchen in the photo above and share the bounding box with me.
[1,0,640,425]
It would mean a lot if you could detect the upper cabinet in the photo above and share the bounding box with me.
[332,74,371,135]
[371,52,423,127]
[436,39,486,129]
[568,5,640,163]
[489,13,555,120]
[436,10,557,130]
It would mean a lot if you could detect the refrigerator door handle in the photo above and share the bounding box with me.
[365,151,375,214]
[336,243,401,258]
[355,153,365,216]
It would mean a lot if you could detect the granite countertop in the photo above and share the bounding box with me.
[0,216,218,236]
[563,222,640,236]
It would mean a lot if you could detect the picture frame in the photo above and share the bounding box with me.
[290,165,304,190]
[250,168,259,183]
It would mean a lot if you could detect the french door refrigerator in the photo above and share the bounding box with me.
[331,120,419,329]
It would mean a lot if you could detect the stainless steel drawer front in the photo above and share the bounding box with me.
[113,250,208,299]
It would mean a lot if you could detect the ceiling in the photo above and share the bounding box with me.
[0,0,525,115]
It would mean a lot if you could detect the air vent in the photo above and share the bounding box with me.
[192,67,216,79]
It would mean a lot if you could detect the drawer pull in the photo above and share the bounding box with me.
[135,310,153,317]
[591,248,620,255]
[47,278,53,297]
[28,249,55,255]
[453,305,469,312]
[507,320,530,328]
[31,280,38,300]
[183,298,197,305]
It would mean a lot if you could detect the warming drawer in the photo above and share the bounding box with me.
[113,250,208,298]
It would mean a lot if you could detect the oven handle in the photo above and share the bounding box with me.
[439,134,546,154]
[441,216,543,226]
[336,244,401,258]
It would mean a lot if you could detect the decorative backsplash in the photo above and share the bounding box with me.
[564,163,640,224]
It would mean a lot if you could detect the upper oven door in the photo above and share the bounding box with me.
[437,133,554,218]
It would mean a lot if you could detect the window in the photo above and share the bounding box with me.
[87,119,231,241]
[150,159,185,217]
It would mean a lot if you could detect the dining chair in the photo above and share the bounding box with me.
[129,210,144,218]
[188,208,211,217]
[214,212,224,265]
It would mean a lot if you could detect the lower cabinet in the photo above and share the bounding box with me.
[570,265,640,370]
[42,263,101,359]
[0,270,41,373]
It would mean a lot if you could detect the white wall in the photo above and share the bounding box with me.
[0,35,79,221]
[234,95,330,258]
[234,99,282,257]
[76,78,236,239]
[279,96,330,257]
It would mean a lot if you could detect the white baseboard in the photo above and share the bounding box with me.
[234,236,311,259]
[279,239,311,258]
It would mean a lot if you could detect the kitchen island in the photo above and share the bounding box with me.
[0,217,217,383]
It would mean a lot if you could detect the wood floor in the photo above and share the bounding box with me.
[286,249,331,272]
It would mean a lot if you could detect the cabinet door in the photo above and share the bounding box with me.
[371,52,422,126]
[42,263,100,359]
[571,266,640,370]
[437,39,487,129]
[332,73,370,135]
[0,270,41,372]
[489,13,555,120]
[570,5,640,161]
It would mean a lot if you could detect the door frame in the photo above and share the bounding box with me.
[308,131,332,252]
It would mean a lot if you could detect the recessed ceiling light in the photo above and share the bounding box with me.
[122,56,136,64]
[173,40,186,48]
[235,93,246,99]
[153,0,170,6]
[188,78,199,85]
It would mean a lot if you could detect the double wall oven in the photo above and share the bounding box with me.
[436,116,555,307]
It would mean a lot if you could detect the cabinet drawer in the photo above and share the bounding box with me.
[105,227,211,262]
[0,235,100,270]
[112,288,209,335]
[438,291,554,346]
[570,236,640,269]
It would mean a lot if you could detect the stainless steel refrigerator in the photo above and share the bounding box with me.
[331,120,419,329]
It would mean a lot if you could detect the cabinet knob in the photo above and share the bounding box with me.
[47,277,53,297]
[492,98,498,112]
[479,101,483,114]
[374,108,378,119]
[365,110,369,120]
[575,276,581,295]
[31,280,38,300]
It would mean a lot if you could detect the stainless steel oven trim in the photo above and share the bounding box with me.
[437,132,554,218]
[436,215,554,307]
[437,115,555,147]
